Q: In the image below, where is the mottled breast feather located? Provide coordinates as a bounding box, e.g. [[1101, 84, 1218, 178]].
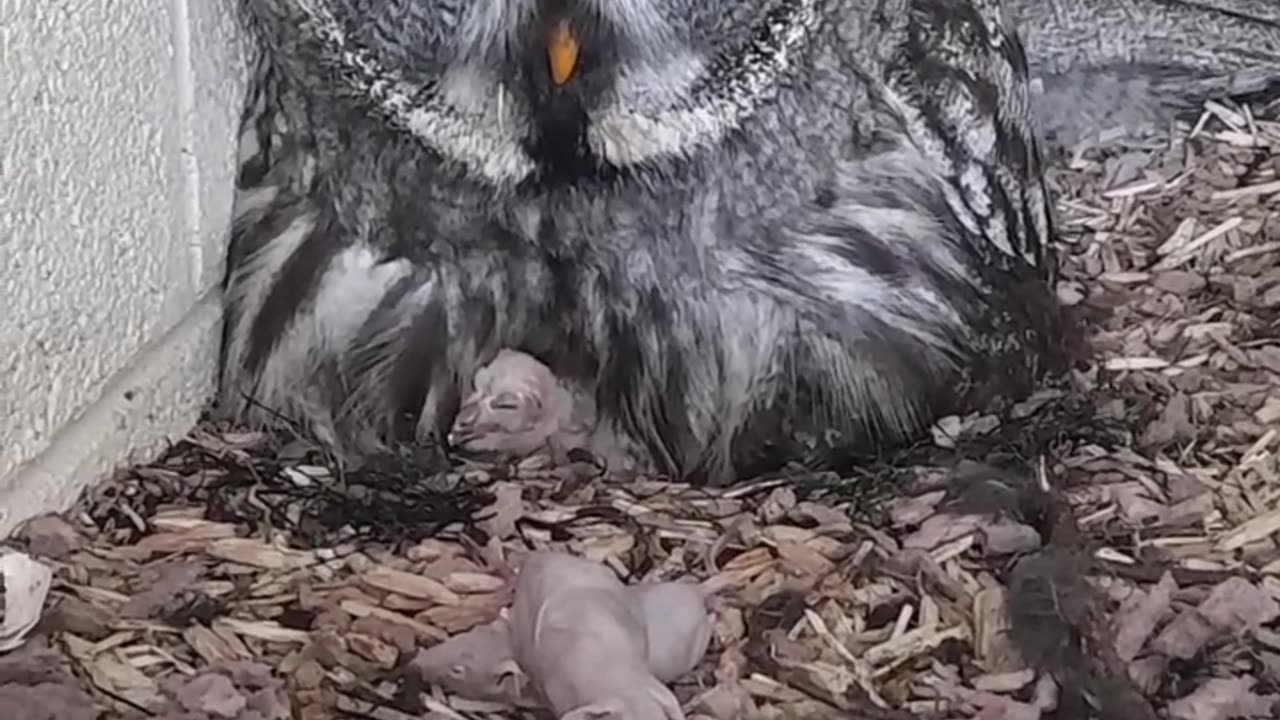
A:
[[879, 0, 1055, 276], [211, 0, 1280, 482]]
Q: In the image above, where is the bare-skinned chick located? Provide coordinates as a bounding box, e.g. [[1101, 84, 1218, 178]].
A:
[[630, 581, 713, 683], [408, 574, 711, 708], [406, 616, 527, 704], [508, 552, 687, 719]]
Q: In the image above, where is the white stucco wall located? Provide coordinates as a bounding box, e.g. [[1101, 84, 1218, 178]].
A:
[[0, 0, 249, 537]]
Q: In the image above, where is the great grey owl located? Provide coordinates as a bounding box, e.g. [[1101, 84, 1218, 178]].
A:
[[219, 0, 1279, 483]]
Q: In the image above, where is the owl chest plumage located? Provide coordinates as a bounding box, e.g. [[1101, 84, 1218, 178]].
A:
[[223, 0, 1065, 481]]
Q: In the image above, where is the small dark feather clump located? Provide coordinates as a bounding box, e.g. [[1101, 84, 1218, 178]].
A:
[[998, 475, 1160, 720]]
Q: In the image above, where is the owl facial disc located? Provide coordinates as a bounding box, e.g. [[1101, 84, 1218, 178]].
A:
[[547, 20, 580, 86]]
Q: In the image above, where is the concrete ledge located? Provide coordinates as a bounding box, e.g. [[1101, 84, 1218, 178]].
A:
[[0, 293, 224, 539]]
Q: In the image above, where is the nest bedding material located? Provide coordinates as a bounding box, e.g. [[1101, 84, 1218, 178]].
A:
[[2, 100, 1280, 720]]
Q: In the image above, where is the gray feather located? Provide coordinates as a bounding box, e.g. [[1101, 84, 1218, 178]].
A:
[[1006, 0, 1280, 142], [216, 0, 1276, 483]]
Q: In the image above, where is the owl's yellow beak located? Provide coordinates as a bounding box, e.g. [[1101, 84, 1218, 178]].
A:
[[547, 20, 580, 86]]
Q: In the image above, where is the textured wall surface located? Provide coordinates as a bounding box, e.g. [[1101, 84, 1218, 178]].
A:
[[0, 0, 249, 537]]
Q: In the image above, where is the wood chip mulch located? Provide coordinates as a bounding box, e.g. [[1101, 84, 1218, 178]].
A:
[[2, 99, 1279, 720]]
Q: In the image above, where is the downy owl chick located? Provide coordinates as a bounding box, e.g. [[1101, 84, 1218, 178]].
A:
[[448, 348, 578, 461], [448, 349, 651, 474], [221, 0, 1070, 483]]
